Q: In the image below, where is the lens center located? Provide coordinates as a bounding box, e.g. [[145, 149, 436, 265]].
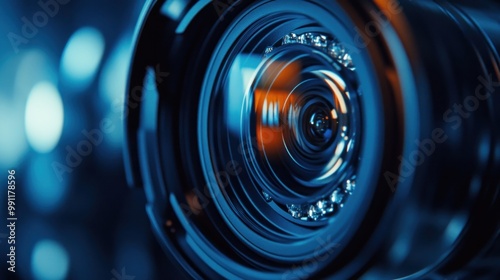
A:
[[309, 110, 332, 139]]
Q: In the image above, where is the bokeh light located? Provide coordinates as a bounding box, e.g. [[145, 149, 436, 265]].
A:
[[25, 81, 64, 153], [98, 34, 133, 149], [99, 34, 131, 107], [31, 240, 70, 280], [60, 27, 105, 91]]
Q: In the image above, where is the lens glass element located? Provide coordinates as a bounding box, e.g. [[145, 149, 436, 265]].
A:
[[202, 27, 361, 223]]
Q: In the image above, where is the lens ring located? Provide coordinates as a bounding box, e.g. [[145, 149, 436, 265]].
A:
[[200, 5, 369, 254], [193, 0, 388, 277]]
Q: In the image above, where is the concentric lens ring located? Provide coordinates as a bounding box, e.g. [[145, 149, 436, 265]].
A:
[[202, 26, 361, 237], [192, 1, 387, 277]]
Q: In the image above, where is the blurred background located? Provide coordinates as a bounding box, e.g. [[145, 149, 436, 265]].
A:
[[0, 0, 173, 279]]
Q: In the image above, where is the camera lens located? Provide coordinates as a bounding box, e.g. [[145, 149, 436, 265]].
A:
[[126, 0, 500, 279], [204, 30, 361, 222]]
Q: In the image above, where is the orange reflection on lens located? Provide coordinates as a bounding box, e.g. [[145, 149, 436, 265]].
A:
[[253, 60, 302, 157]]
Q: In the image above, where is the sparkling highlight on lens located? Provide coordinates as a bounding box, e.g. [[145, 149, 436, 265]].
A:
[[283, 32, 355, 70], [285, 177, 354, 221]]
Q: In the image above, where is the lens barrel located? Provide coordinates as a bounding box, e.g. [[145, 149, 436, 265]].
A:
[[125, 0, 500, 279]]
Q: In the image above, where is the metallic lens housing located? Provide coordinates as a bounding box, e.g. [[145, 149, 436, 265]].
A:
[[125, 0, 500, 279]]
